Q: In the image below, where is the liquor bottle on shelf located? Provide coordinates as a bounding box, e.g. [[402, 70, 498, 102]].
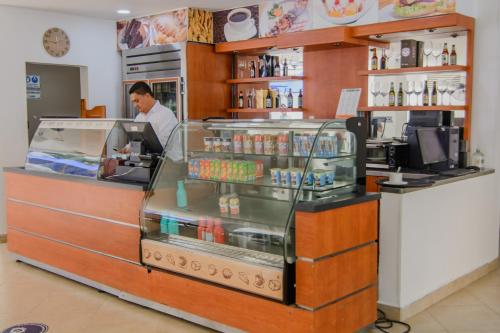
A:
[[274, 57, 281, 77], [283, 58, 289, 76], [287, 89, 293, 108], [389, 82, 396, 106], [275, 89, 281, 108], [250, 61, 256, 78], [247, 90, 253, 108], [259, 56, 267, 77], [371, 48, 378, 70], [266, 55, 273, 77], [265, 90, 273, 108], [450, 45, 457, 65], [380, 49, 387, 70], [238, 91, 244, 109], [298, 89, 303, 108], [397, 82, 404, 106], [423, 80, 430, 106], [442, 43, 449, 66], [431, 81, 438, 106]]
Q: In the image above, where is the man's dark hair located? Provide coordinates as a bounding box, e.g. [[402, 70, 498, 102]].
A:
[[129, 81, 153, 96]]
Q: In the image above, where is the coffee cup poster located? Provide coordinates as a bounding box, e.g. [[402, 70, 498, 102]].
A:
[[213, 6, 259, 43], [378, 0, 456, 22]]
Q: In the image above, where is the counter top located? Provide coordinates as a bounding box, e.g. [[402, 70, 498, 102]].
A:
[[296, 192, 381, 212], [368, 168, 495, 194], [3, 167, 147, 191]]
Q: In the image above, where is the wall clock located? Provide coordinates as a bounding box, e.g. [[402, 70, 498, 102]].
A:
[[43, 28, 70, 57]]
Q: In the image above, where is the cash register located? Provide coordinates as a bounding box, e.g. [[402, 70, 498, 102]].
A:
[[113, 121, 164, 183]]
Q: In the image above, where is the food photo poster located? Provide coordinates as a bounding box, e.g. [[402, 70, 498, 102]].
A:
[[312, 0, 378, 29], [378, 0, 456, 22], [259, 0, 312, 37], [213, 6, 259, 43]]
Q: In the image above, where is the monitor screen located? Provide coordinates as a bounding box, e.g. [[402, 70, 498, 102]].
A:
[[120, 121, 163, 154], [417, 128, 447, 165]]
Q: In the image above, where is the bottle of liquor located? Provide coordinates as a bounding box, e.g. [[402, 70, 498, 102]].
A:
[[274, 57, 281, 77], [265, 90, 273, 108], [450, 45, 457, 65], [287, 89, 293, 108], [389, 82, 396, 106], [259, 56, 267, 77], [371, 48, 378, 70], [283, 58, 288, 76], [238, 91, 244, 109], [423, 80, 429, 106], [380, 49, 387, 70], [275, 89, 280, 108], [247, 90, 253, 108], [250, 61, 256, 78], [397, 82, 404, 106], [431, 81, 438, 106], [298, 89, 303, 108], [266, 55, 273, 77], [442, 43, 449, 66]]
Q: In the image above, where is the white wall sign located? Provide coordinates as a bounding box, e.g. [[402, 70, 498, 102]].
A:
[[26, 75, 41, 99]]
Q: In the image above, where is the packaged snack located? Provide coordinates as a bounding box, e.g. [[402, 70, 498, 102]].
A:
[[270, 168, 281, 185], [222, 138, 232, 152], [255, 160, 264, 178], [248, 161, 256, 181], [264, 135, 275, 155], [229, 196, 240, 215], [219, 195, 229, 214], [305, 171, 315, 186], [254, 135, 264, 154], [243, 135, 253, 154], [213, 137, 222, 152], [233, 134, 243, 154], [291, 168, 303, 187], [280, 169, 291, 187], [313, 169, 327, 188], [326, 170, 335, 185], [204, 137, 213, 152]]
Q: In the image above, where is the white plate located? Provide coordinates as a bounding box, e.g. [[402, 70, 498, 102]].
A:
[[383, 180, 408, 186], [224, 22, 257, 42]]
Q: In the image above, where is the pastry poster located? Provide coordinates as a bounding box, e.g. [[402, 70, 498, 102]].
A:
[[213, 6, 259, 43], [312, 0, 378, 29], [259, 0, 312, 37], [378, 0, 456, 22], [117, 18, 150, 50], [188, 8, 214, 44]]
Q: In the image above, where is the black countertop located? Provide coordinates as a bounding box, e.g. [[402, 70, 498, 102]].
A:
[[296, 192, 381, 212]]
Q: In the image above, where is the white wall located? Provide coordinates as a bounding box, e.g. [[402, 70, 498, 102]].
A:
[[0, 5, 122, 234]]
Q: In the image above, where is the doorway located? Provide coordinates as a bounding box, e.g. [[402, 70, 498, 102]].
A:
[[25, 63, 84, 143]]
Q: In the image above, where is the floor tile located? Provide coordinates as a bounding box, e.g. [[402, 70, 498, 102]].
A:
[[434, 289, 483, 307], [428, 304, 500, 331]]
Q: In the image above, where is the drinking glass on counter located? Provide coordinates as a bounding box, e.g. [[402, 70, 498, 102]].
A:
[[437, 80, 448, 105], [370, 82, 380, 106], [432, 43, 442, 66], [423, 42, 433, 67], [404, 81, 414, 106], [379, 82, 389, 106], [413, 81, 423, 106], [447, 81, 458, 105]]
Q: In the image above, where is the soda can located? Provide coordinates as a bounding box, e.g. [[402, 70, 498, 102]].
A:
[[270, 168, 281, 185], [280, 169, 291, 187], [243, 135, 253, 154], [233, 134, 243, 154], [254, 135, 264, 154]]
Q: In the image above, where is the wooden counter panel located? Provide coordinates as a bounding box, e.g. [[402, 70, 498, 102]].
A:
[[296, 201, 378, 258], [7, 229, 149, 298], [5, 172, 144, 226], [7, 201, 140, 262], [296, 243, 378, 308], [314, 286, 377, 333], [366, 175, 383, 192]]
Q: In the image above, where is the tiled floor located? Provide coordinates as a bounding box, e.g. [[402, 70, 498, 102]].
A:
[[0, 244, 499, 333]]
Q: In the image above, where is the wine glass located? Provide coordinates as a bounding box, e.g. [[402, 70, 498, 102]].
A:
[[237, 59, 247, 78], [432, 43, 442, 66], [384, 48, 393, 69], [404, 81, 414, 106], [381, 82, 391, 106], [446, 81, 458, 105], [437, 80, 448, 105], [414, 81, 423, 106], [423, 42, 433, 67], [370, 81, 381, 107], [392, 46, 402, 69]]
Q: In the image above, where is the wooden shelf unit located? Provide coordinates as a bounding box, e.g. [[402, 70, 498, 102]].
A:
[[227, 76, 304, 84], [228, 108, 304, 113], [358, 105, 468, 112], [357, 65, 468, 76]]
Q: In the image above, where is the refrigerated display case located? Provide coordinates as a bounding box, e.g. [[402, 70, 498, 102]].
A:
[[140, 118, 367, 302]]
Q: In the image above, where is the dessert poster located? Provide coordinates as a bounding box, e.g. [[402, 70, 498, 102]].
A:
[[378, 0, 456, 22], [213, 6, 259, 43], [259, 0, 312, 37], [312, 0, 378, 29], [117, 18, 150, 50], [188, 8, 214, 44]]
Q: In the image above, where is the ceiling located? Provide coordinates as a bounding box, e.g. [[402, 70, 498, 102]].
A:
[[0, 0, 261, 20]]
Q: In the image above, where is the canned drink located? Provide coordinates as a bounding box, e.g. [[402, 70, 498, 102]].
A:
[[248, 161, 256, 181], [277, 133, 289, 156], [255, 160, 264, 178], [222, 138, 232, 152], [203, 137, 213, 152], [264, 135, 275, 155], [293, 134, 301, 156], [280, 169, 291, 187], [270, 168, 281, 185], [254, 135, 264, 154], [233, 134, 243, 154], [243, 135, 253, 154]]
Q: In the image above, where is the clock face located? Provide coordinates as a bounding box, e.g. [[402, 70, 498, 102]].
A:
[[43, 28, 70, 57]]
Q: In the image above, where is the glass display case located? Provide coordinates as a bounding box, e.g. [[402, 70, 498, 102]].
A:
[[140, 118, 366, 302], [25, 118, 162, 183]]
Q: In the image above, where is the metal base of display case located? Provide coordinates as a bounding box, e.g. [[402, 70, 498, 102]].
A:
[[11, 254, 244, 333]]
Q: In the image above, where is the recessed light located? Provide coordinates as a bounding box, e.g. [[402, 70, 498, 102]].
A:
[[117, 9, 131, 15]]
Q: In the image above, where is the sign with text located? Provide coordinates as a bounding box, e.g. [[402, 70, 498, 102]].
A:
[[337, 88, 362, 117], [26, 75, 41, 100]]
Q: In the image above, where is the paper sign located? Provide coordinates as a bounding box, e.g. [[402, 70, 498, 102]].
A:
[[26, 75, 41, 99], [337, 88, 361, 116]]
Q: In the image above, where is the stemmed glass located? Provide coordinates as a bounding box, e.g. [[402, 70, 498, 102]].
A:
[[432, 43, 442, 66], [392, 46, 402, 69], [446, 81, 458, 105], [404, 81, 414, 106], [423, 42, 433, 67], [413, 81, 423, 106], [437, 80, 448, 105], [237, 59, 247, 78], [379, 82, 389, 106], [384, 48, 392, 69], [370, 81, 381, 107]]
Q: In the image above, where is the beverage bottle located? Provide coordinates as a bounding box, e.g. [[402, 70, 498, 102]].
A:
[[283, 58, 288, 76], [238, 91, 244, 109], [423, 80, 429, 106], [247, 90, 253, 108], [389, 82, 396, 106], [450, 44, 457, 65], [380, 49, 387, 70], [274, 56, 281, 77], [298, 89, 303, 108], [265, 90, 273, 108], [213, 219, 225, 244], [371, 48, 378, 70], [275, 90, 281, 108], [397, 82, 404, 106], [197, 217, 206, 240], [287, 89, 293, 108], [442, 43, 449, 66], [168, 217, 179, 235], [205, 218, 214, 242], [250, 61, 256, 78], [431, 81, 438, 106], [176, 180, 187, 208]]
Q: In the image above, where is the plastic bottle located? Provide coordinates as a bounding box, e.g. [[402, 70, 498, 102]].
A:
[[168, 216, 179, 235], [213, 219, 225, 244], [176, 180, 187, 208], [205, 218, 214, 242], [160, 215, 169, 234], [471, 149, 484, 169], [197, 217, 206, 240]]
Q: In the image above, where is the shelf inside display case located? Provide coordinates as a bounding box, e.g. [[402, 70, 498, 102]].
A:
[[357, 65, 468, 76], [227, 76, 304, 84], [358, 105, 467, 112]]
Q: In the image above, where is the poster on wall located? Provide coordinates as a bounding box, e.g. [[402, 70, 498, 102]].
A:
[[312, 0, 378, 29], [188, 8, 214, 43], [26, 75, 41, 100], [378, 0, 456, 22], [117, 18, 150, 50], [259, 0, 312, 37], [213, 6, 259, 43]]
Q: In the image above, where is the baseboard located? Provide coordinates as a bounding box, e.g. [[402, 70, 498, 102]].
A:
[[0, 234, 6, 243], [378, 257, 500, 321]]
